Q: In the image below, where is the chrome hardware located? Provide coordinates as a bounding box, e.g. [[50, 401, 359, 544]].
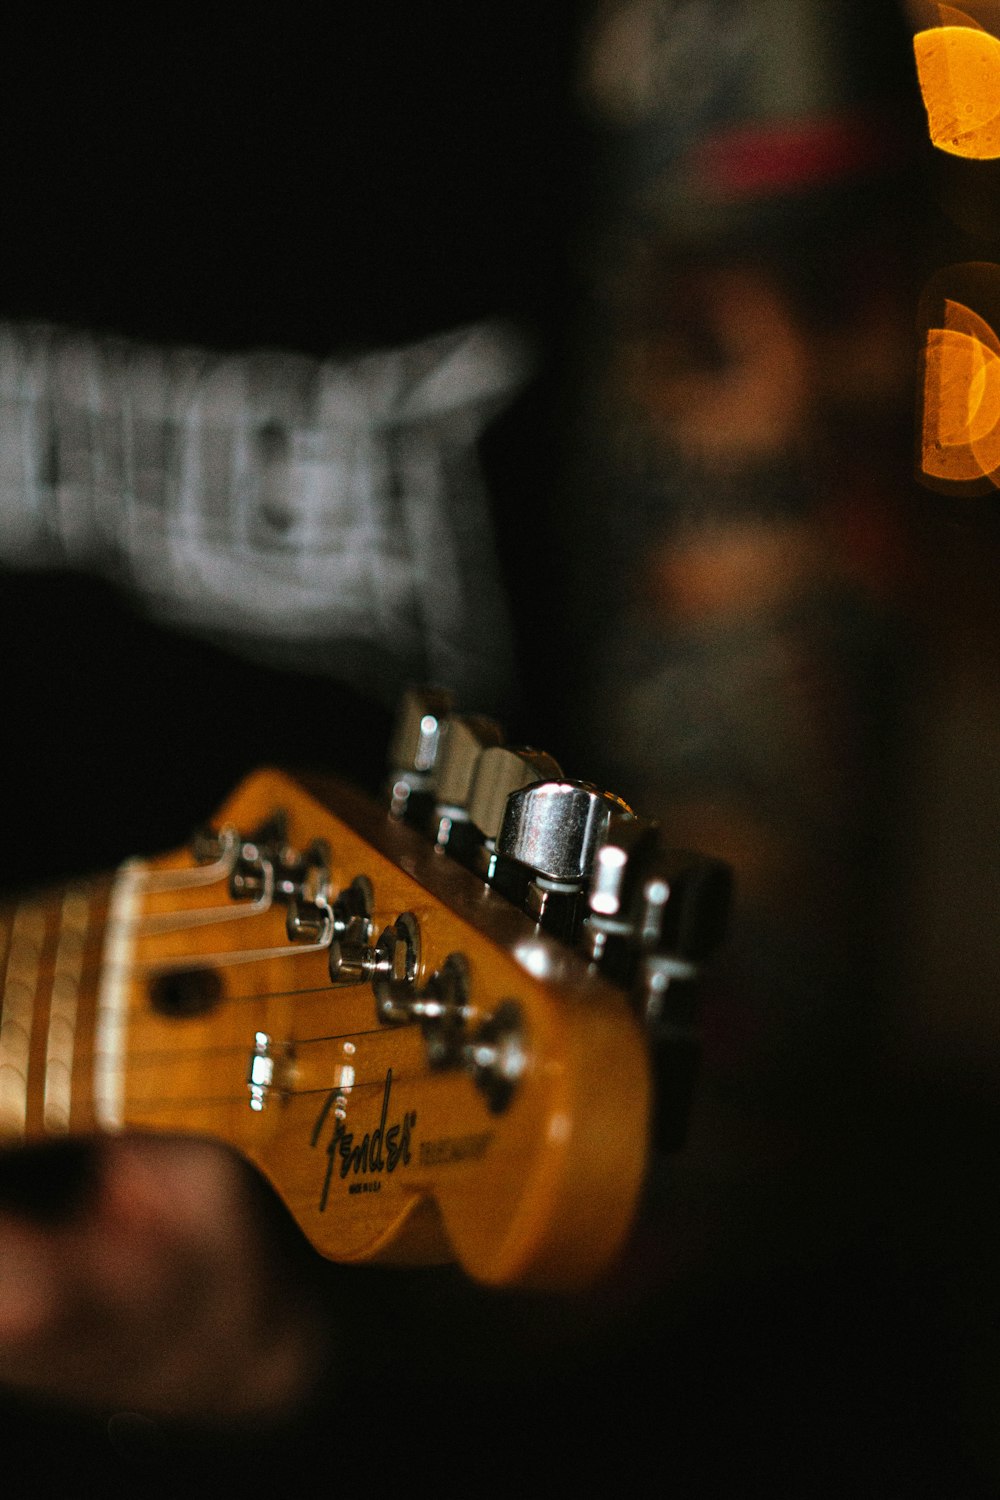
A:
[[384, 949, 522, 1113], [273, 838, 332, 903], [378, 684, 733, 1151], [328, 910, 421, 1005], [331, 875, 374, 940], [229, 842, 271, 902], [230, 831, 329, 906], [406, 951, 472, 1067], [371, 911, 422, 1022], [494, 780, 632, 941], [322, 877, 375, 978], [248, 1031, 275, 1111], [386, 686, 454, 820], [582, 813, 661, 968], [498, 781, 632, 884], [431, 714, 504, 850], [326, 939, 377, 987], [584, 832, 730, 993], [467, 746, 562, 879], [138, 811, 319, 909], [628, 854, 732, 1028], [588, 813, 658, 920], [465, 1001, 526, 1115], [285, 897, 334, 944], [135, 826, 240, 893]]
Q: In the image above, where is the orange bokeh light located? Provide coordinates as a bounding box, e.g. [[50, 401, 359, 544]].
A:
[[920, 298, 1000, 486], [914, 12, 1000, 158]]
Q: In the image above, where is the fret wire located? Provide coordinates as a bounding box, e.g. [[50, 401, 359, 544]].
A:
[[0, 902, 46, 1138], [43, 884, 94, 1132]]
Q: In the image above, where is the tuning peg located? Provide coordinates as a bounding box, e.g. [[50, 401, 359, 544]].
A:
[[495, 781, 633, 941], [632, 851, 733, 976], [583, 830, 732, 1152], [465, 745, 563, 880], [189, 824, 232, 865], [285, 897, 332, 945], [385, 686, 455, 822], [584, 819, 730, 984], [229, 840, 271, 902], [430, 713, 504, 855], [272, 838, 332, 904], [582, 813, 661, 973]]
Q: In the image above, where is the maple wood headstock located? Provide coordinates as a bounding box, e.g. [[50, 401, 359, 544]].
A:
[[0, 693, 730, 1291]]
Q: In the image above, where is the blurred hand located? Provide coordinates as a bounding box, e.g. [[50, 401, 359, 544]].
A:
[[0, 1135, 325, 1423]]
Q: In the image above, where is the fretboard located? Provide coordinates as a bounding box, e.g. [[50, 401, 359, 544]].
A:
[[0, 846, 346, 1157], [0, 875, 113, 1142]]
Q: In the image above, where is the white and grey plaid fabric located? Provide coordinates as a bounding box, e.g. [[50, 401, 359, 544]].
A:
[[0, 320, 529, 705]]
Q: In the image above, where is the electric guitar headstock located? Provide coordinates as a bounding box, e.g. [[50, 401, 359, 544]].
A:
[[0, 689, 731, 1290]]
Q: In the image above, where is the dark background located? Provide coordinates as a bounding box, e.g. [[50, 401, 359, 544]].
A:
[[0, 6, 586, 888]]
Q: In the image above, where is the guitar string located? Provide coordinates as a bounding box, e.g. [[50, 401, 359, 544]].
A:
[[102, 1022, 404, 1066], [111, 1068, 446, 1114], [5, 883, 557, 1133]]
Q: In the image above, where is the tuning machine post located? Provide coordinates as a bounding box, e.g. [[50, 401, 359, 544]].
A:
[[232, 833, 330, 899]]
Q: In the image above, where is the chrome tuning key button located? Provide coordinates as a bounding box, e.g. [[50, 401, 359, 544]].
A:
[[431, 713, 504, 854], [466, 746, 563, 880], [386, 686, 455, 822], [495, 781, 633, 941], [497, 781, 632, 881]]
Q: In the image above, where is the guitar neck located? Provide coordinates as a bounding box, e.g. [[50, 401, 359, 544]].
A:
[[0, 875, 114, 1143]]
